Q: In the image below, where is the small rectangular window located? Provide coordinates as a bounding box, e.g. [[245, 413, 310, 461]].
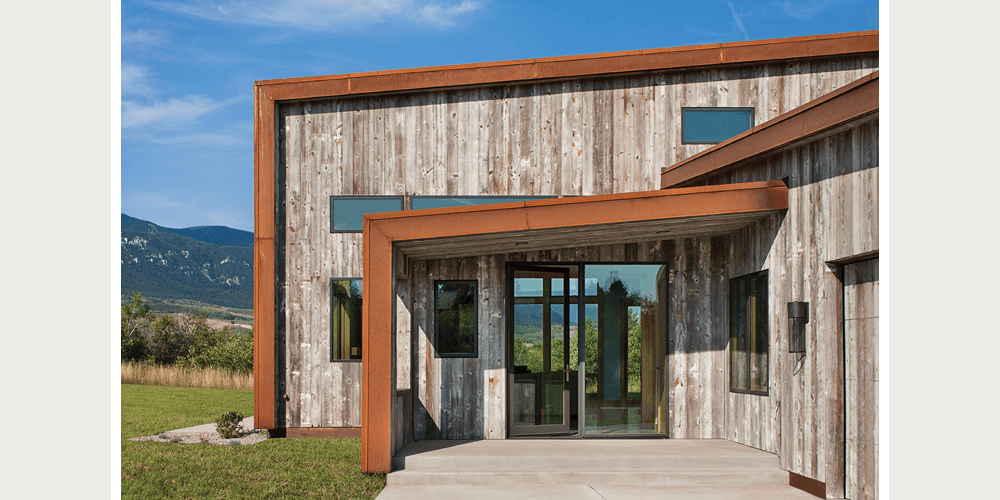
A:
[[682, 107, 755, 144], [412, 196, 557, 211], [330, 196, 404, 232], [435, 281, 477, 357], [730, 270, 768, 394], [330, 278, 362, 361]]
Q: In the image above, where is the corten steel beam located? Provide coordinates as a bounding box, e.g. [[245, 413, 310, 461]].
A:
[[256, 31, 876, 101], [253, 84, 277, 429], [661, 71, 879, 189], [359, 180, 788, 473]]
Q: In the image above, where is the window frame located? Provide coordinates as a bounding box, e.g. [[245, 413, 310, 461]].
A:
[[681, 107, 756, 145], [433, 280, 479, 358], [329, 195, 404, 233], [729, 270, 769, 396], [330, 277, 363, 362]]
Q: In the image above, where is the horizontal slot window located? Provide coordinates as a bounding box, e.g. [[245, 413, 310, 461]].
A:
[[682, 107, 755, 144], [412, 196, 557, 210], [330, 196, 403, 232]]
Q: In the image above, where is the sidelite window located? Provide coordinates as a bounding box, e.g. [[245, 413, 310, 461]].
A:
[[435, 281, 477, 357], [730, 271, 768, 394], [682, 107, 755, 144], [330, 279, 362, 361], [412, 196, 557, 210], [330, 196, 404, 232]]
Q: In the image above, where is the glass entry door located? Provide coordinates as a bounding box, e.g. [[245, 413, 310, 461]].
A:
[[509, 265, 572, 436]]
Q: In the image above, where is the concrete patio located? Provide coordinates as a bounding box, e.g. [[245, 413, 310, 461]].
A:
[[376, 439, 819, 499]]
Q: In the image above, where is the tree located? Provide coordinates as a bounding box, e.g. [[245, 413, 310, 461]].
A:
[[121, 292, 153, 361]]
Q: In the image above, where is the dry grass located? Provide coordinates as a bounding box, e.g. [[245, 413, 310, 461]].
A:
[[121, 362, 253, 391]]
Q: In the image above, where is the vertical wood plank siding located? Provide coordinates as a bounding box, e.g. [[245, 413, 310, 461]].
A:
[[706, 121, 879, 488], [845, 258, 878, 500], [276, 57, 876, 437]]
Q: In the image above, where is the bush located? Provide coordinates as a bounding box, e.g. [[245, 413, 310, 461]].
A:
[[216, 410, 245, 438], [178, 325, 253, 374], [121, 294, 253, 373]]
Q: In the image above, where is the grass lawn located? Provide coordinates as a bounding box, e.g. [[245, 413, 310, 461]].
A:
[[122, 384, 386, 499]]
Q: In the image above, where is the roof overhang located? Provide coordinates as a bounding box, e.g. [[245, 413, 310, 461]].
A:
[[359, 180, 788, 472], [255, 31, 877, 101], [660, 71, 879, 188]]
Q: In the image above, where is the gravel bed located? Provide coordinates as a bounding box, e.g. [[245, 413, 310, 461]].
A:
[[129, 428, 269, 446]]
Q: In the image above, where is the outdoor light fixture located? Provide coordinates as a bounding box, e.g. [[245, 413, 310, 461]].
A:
[[787, 301, 808, 353]]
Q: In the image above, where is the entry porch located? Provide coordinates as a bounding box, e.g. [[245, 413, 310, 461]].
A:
[[377, 439, 820, 499]]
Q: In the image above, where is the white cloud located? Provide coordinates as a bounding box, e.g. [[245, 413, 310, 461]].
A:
[[148, 0, 482, 30], [412, 0, 480, 27], [122, 63, 154, 96], [121, 95, 226, 129], [123, 191, 185, 210], [122, 28, 167, 47], [149, 133, 249, 147], [774, 0, 843, 20], [726, 1, 749, 40]]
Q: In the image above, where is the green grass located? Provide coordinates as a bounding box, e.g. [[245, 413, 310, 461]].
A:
[[122, 385, 386, 499]]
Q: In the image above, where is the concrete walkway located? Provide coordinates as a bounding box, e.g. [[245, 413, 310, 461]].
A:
[[376, 484, 819, 499], [377, 439, 819, 500]]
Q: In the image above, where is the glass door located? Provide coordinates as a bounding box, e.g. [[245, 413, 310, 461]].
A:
[[508, 265, 572, 436]]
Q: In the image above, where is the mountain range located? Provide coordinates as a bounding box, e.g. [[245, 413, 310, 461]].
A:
[[121, 214, 253, 309]]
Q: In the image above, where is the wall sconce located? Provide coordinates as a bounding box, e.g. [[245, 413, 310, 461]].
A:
[[787, 301, 809, 353]]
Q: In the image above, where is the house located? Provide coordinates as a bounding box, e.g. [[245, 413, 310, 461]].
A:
[[253, 30, 879, 499]]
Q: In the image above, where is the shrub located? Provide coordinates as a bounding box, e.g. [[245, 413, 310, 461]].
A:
[[148, 314, 189, 365], [178, 326, 253, 374], [216, 410, 245, 438]]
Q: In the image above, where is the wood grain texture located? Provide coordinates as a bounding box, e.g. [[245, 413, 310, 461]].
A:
[[273, 58, 876, 439], [845, 258, 878, 500], [708, 122, 878, 485]]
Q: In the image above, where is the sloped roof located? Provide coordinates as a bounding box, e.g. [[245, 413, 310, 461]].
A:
[[660, 71, 879, 188], [255, 31, 878, 100]]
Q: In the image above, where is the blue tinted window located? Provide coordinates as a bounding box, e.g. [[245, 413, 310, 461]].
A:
[[412, 196, 556, 210], [330, 197, 403, 232], [682, 108, 754, 144]]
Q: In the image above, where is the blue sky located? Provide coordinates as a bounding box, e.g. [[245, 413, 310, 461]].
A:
[[121, 0, 878, 232]]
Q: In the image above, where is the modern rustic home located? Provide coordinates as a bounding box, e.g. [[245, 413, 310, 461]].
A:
[[253, 31, 879, 499]]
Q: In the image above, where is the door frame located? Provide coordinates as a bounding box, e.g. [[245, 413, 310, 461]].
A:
[[507, 264, 572, 436]]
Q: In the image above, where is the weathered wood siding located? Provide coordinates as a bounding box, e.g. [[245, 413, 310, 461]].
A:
[[708, 119, 879, 491], [407, 241, 743, 440], [665, 237, 729, 439], [275, 56, 876, 429], [845, 258, 878, 500]]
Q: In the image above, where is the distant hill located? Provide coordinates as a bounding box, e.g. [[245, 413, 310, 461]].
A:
[[121, 214, 253, 247], [121, 214, 253, 309]]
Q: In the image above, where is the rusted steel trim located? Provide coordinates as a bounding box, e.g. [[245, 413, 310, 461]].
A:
[[789, 471, 826, 498], [661, 71, 879, 188], [361, 220, 394, 473], [253, 85, 277, 430], [257, 31, 877, 101], [365, 181, 788, 242], [358, 181, 788, 472], [284, 427, 362, 439]]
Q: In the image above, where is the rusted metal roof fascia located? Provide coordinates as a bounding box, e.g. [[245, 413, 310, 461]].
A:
[[660, 72, 879, 188], [254, 31, 877, 101], [370, 181, 787, 242], [365, 180, 786, 222]]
